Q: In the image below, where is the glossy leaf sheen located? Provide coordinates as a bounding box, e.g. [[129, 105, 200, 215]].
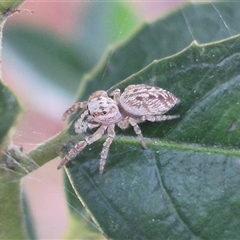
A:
[[67, 141, 240, 239], [64, 2, 240, 239]]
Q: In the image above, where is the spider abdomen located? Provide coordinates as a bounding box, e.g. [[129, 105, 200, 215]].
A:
[[119, 84, 180, 116]]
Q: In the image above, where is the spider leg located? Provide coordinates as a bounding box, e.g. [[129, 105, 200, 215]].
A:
[[128, 117, 147, 149], [57, 125, 108, 170], [128, 114, 179, 148], [117, 114, 179, 150], [117, 118, 130, 129], [99, 124, 115, 174], [109, 89, 121, 104], [142, 114, 180, 122], [57, 141, 88, 170], [62, 101, 88, 121], [117, 117, 147, 148]]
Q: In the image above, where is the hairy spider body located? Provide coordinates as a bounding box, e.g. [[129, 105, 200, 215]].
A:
[[58, 84, 180, 174]]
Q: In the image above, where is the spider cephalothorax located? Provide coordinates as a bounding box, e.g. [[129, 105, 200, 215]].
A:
[[58, 84, 180, 174], [87, 90, 122, 125]]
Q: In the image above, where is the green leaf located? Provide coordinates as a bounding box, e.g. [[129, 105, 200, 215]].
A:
[[0, 84, 23, 238], [0, 181, 24, 239], [66, 141, 240, 239], [0, 0, 25, 61], [19, 2, 240, 239], [63, 35, 240, 240], [0, 1, 23, 13], [0, 145, 40, 239], [58, 2, 240, 239], [0, 82, 24, 238], [0, 2, 28, 239], [0, 82, 21, 146], [22, 190, 37, 240]]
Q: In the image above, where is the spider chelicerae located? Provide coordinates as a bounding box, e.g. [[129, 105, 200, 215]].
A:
[[58, 84, 180, 174]]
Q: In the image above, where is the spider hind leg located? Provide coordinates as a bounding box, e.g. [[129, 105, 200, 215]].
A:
[[128, 117, 147, 149], [57, 141, 87, 170], [145, 114, 180, 122]]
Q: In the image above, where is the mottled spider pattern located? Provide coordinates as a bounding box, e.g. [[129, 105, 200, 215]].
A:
[[58, 84, 180, 174]]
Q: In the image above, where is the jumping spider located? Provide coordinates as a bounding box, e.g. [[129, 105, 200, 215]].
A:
[[58, 84, 180, 174]]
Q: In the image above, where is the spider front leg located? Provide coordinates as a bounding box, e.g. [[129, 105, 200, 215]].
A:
[[62, 101, 88, 121], [99, 124, 115, 174], [57, 125, 108, 170]]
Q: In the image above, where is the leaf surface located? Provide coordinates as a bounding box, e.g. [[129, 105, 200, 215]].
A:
[[62, 2, 240, 239], [67, 141, 240, 239]]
